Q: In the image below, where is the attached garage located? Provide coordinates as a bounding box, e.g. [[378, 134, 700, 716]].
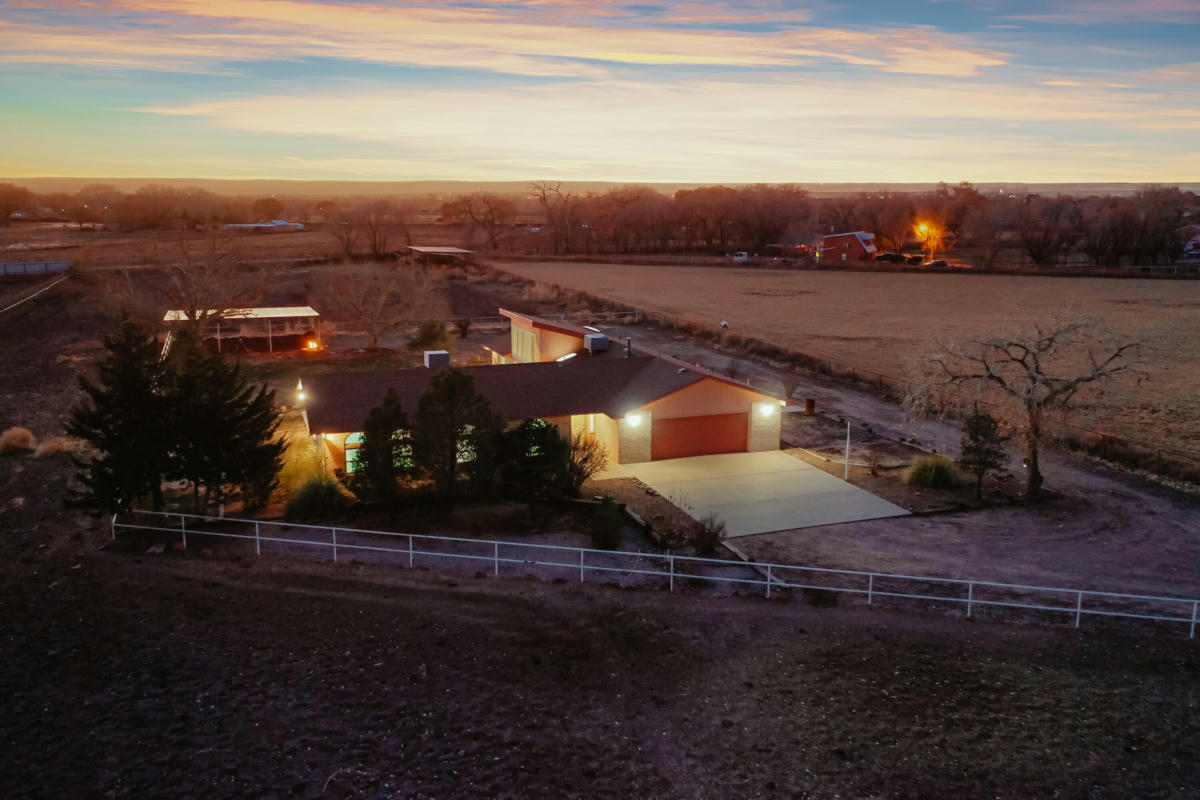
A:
[[651, 412, 748, 460]]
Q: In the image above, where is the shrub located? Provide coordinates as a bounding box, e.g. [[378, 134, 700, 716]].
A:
[[905, 455, 962, 490], [0, 427, 36, 455], [34, 436, 85, 458], [285, 474, 355, 520], [407, 320, 452, 352], [590, 497, 624, 550], [693, 512, 727, 557]]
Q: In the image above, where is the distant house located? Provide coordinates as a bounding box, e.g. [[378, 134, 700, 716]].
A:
[[299, 308, 787, 472], [817, 231, 877, 264], [221, 219, 305, 232], [1180, 225, 1200, 260]]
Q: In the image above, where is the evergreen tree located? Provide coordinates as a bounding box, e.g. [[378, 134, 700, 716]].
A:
[[412, 368, 503, 498], [959, 409, 1009, 501], [67, 320, 173, 514], [169, 340, 285, 512], [494, 418, 569, 503], [355, 389, 411, 505]]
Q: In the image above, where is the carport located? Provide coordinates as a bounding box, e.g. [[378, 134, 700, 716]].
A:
[[600, 451, 908, 537]]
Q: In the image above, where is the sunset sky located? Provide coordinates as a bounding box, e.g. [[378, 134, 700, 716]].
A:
[[1, 0, 1198, 182]]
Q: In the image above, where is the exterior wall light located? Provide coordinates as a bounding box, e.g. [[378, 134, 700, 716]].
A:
[[625, 412, 644, 427], [758, 403, 777, 417]]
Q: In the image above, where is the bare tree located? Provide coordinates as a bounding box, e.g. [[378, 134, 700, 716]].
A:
[[907, 317, 1143, 494], [531, 181, 580, 254], [360, 199, 395, 261], [96, 236, 269, 336], [329, 214, 360, 263], [314, 265, 445, 350], [565, 432, 609, 497], [0, 183, 35, 226], [441, 192, 517, 250]]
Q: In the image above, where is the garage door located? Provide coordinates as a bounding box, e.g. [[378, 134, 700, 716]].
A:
[[651, 412, 748, 461]]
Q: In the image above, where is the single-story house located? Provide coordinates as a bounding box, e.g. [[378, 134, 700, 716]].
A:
[[816, 231, 877, 264], [300, 309, 786, 472]]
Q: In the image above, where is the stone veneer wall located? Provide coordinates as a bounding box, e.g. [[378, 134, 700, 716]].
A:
[[617, 411, 652, 463], [747, 403, 781, 452]]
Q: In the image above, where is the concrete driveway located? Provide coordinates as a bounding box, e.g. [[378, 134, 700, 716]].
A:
[[599, 451, 909, 537]]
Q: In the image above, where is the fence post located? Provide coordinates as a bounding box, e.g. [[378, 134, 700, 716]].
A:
[[255, 521, 261, 556], [332, 529, 338, 562], [765, 565, 772, 599], [180, 514, 187, 549], [1191, 601, 1198, 640], [668, 556, 674, 592], [579, 550, 585, 583], [493, 541, 499, 576], [110, 513, 117, 541], [867, 574, 874, 605], [408, 535, 414, 568], [1075, 591, 1083, 628], [967, 582, 974, 618]]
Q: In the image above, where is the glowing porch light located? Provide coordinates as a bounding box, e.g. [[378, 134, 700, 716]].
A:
[[306, 339, 320, 351], [758, 403, 777, 417], [625, 412, 644, 427]]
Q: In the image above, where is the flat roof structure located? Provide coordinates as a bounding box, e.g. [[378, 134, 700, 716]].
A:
[[163, 306, 319, 322], [407, 246, 474, 255]]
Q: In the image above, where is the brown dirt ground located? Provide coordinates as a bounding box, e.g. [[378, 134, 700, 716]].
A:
[[781, 412, 1026, 513], [493, 261, 1200, 460], [2, 548, 1199, 800]]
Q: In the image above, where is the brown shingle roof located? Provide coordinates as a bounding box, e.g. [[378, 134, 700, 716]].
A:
[[300, 356, 703, 434]]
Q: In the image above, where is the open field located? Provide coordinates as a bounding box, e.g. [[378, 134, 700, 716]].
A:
[[494, 261, 1200, 459], [0, 223, 468, 269], [2, 549, 1199, 800]]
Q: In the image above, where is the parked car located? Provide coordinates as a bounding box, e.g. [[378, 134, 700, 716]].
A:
[[874, 253, 905, 263], [906, 255, 923, 265], [732, 251, 749, 262], [922, 259, 948, 268]]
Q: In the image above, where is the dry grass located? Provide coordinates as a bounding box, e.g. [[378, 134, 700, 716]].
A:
[[496, 261, 1200, 459], [0, 427, 36, 454], [33, 436, 85, 458]]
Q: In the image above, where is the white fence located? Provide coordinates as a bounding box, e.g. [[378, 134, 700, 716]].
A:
[[113, 510, 1200, 639], [1, 260, 70, 276]]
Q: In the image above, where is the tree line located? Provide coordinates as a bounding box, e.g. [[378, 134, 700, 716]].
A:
[[3, 179, 1195, 266]]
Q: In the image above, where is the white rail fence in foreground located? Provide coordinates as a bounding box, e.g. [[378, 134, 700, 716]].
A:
[[113, 510, 1199, 639]]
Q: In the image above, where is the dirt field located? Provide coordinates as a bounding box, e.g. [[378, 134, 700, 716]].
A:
[[3, 548, 1199, 800], [493, 261, 1200, 459]]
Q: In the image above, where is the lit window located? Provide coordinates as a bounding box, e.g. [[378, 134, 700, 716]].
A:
[[345, 432, 364, 473]]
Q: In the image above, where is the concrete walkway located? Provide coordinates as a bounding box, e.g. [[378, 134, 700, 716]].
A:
[[599, 451, 909, 537]]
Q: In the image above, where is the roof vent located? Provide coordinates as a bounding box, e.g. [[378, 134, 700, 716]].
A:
[[423, 350, 450, 369], [584, 333, 609, 353]]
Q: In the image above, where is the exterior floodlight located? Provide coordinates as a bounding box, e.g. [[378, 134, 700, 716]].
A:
[[296, 390, 307, 402], [758, 403, 777, 417], [625, 412, 644, 427]]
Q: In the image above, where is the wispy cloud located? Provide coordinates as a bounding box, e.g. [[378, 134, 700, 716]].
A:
[[0, 1, 1010, 77], [129, 75, 1200, 181], [1007, 0, 1200, 24]]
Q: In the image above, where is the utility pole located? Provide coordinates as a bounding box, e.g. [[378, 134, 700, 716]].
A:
[[844, 420, 851, 480]]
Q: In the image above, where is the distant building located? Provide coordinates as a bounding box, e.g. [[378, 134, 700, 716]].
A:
[[816, 231, 877, 264], [221, 219, 305, 232]]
